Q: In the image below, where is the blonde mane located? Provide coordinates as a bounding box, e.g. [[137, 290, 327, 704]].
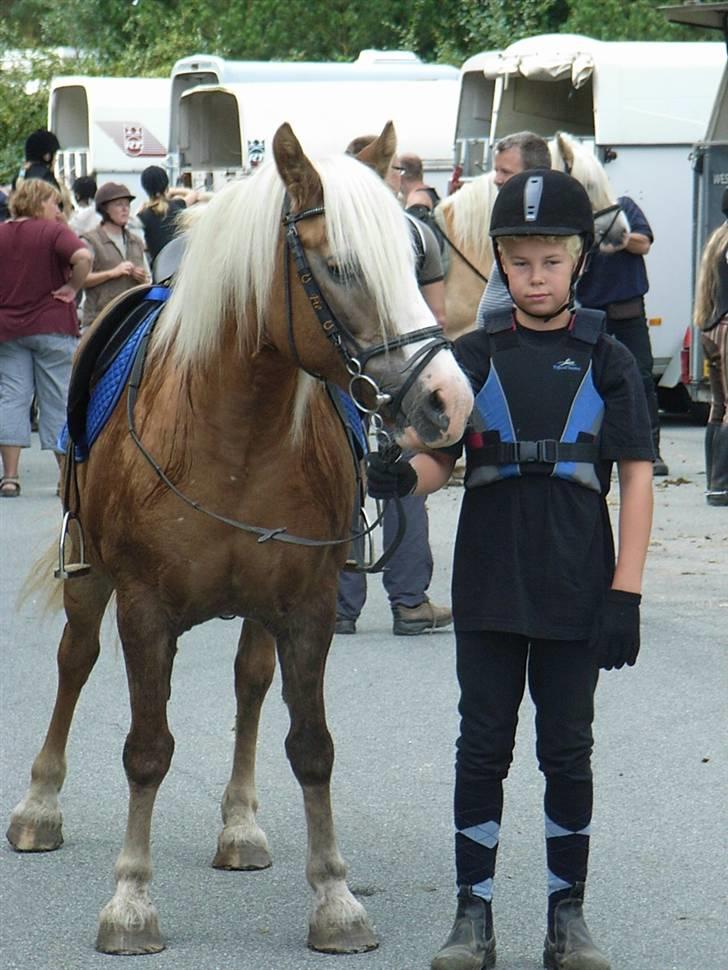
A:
[[549, 131, 615, 212], [434, 171, 497, 267], [694, 221, 728, 330], [151, 154, 415, 370]]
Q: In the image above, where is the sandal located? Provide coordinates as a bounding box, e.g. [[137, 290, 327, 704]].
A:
[[0, 476, 21, 497]]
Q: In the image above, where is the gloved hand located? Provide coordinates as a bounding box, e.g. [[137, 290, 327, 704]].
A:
[[588, 589, 641, 670], [365, 452, 418, 500]]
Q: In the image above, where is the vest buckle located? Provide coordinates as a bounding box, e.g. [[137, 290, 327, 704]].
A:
[[538, 439, 559, 463]]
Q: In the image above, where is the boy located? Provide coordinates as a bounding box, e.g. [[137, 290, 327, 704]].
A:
[[367, 170, 654, 970]]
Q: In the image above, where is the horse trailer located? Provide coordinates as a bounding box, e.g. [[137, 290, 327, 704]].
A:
[[453, 34, 724, 403], [48, 76, 170, 201], [168, 50, 459, 188], [176, 75, 459, 197], [662, 3, 728, 412]]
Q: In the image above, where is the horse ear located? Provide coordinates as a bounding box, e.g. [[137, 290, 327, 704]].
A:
[[273, 123, 323, 211], [557, 131, 574, 170], [355, 121, 397, 181]]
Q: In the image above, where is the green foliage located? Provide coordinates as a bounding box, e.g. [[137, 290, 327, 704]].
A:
[[0, 0, 717, 184]]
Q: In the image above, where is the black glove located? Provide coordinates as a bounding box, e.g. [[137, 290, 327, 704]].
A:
[[588, 589, 641, 670], [365, 452, 417, 499]]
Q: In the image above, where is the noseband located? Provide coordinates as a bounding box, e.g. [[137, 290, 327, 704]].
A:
[[282, 198, 451, 422]]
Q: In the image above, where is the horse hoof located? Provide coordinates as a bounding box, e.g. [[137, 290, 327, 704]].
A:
[[212, 826, 272, 870], [6, 816, 64, 852], [95, 926, 165, 955], [308, 918, 378, 954], [96, 913, 164, 955]]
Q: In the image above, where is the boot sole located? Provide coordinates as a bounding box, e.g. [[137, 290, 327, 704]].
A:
[[431, 939, 496, 970]]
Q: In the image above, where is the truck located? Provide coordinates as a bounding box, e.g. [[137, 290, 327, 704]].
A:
[[662, 3, 728, 415], [48, 76, 170, 201], [453, 33, 724, 411], [168, 50, 459, 193]]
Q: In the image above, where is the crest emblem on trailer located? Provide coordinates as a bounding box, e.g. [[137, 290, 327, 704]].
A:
[[123, 124, 145, 157], [247, 139, 266, 168]]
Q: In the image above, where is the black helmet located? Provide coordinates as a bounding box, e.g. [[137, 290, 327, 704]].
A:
[[25, 129, 61, 162], [141, 165, 169, 197], [490, 169, 594, 244]]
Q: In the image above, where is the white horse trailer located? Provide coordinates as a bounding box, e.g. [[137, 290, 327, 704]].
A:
[[169, 50, 458, 184], [662, 3, 728, 412], [454, 34, 724, 394], [48, 76, 170, 200], [177, 75, 459, 197]]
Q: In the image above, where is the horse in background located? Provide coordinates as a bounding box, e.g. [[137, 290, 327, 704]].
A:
[[549, 131, 631, 251], [6, 122, 473, 958], [435, 132, 629, 340], [432, 170, 498, 340]]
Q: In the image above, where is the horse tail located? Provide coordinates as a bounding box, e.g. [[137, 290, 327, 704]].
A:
[[17, 542, 64, 615]]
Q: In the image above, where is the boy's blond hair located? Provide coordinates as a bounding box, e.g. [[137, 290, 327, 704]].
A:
[[496, 234, 583, 264]]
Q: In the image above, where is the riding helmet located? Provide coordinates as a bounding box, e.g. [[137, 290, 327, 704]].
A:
[[95, 181, 135, 216], [141, 165, 169, 197], [490, 169, 594, 245], [25, 129, 61, 162]]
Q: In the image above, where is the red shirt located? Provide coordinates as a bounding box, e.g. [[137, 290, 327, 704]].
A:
[[0, 219, 84, 342]]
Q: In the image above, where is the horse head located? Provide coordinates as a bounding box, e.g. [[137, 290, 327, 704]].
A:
[[272, 122, 473, 450], [550, 131, 630, 252]]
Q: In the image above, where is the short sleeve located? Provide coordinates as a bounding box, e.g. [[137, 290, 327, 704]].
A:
[[595, 335, 655, 460], [53, 223, 86, 264], [417, 219, 444, 285]]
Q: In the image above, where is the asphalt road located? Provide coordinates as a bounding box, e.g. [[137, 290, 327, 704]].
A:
[[1, 418, 726, 970]]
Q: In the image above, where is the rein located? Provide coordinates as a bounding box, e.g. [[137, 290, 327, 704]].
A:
[[121, 197, 452, 573], [591, 203, 624, 253], [432, 208, 489, 285]]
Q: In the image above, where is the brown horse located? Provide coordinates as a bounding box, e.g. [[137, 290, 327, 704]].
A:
[[6, 123, 473, 956]]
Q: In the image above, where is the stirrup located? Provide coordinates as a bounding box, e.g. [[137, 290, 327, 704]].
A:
[[54, 511, 91, 579]]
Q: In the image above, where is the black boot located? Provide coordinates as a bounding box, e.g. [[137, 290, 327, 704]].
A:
[[652, 429, 669, 477], [431, 887, 496, 970], [706, 423, 728, 506], [543, 883, 610, 970]]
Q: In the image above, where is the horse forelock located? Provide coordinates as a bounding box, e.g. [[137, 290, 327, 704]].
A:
[[151, 155, 414, 369], [549, 132, 614, 212], [436, 173, 496, 267]]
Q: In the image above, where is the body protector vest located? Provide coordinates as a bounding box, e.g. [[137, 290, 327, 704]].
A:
[[465, 308, 606, 492]]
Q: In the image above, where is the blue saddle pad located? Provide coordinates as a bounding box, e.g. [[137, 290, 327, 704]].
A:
[[330, 386, 368, 457], [58, 288, 170, 461]]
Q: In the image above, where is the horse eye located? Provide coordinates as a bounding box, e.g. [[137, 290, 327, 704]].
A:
[[326, 261, 346, 282]]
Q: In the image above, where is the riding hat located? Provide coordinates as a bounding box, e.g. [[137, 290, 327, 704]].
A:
[[490, 169, 594, 244], [141, 165, 169, 197], [25, 129, 61, 162], [95, 181, 135, 215]]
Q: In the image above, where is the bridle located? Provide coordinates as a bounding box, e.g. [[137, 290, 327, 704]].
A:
[[281, 197, 451, 423], [591, 203, 624, 253], [115, 196, 454, 570]]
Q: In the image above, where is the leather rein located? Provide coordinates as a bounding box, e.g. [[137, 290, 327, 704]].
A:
[[123, 198, 452, 571]]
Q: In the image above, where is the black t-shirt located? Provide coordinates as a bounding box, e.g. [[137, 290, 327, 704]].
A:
[[138, 198, 186, 263], [446, 323, 654, 640]]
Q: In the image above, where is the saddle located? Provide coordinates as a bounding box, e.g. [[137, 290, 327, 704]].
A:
[[62, 284, 171, 459]]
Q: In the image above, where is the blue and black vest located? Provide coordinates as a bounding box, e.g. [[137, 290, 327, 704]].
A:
[[465, 308, 606, 493]]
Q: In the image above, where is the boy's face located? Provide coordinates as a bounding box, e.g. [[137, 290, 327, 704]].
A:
[[499, 238, 576, 328]]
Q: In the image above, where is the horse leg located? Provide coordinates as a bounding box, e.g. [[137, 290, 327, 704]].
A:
[[95, 595, 175, 955], [213, 618, 276, 870], [276, 617, 377, 954], [7, 570, 113, 851]]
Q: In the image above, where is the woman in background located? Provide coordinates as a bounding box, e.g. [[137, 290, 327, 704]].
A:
[[693, 190, 728, 507], [137, 165, 198, 269], [0, 179, 91, 496]]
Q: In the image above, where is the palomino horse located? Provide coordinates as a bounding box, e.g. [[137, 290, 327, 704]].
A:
[[433, 170, 498, 340], [6, 123, 473, 956], [435, 132, 630, 341], [549, 131, 631, 252]]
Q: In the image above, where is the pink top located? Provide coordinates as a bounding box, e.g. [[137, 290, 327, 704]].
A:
[[0, 219, 84, 341]]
